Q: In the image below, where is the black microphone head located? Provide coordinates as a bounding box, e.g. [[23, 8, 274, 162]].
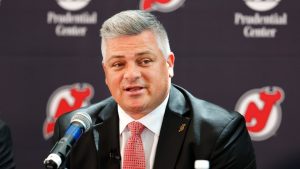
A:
[[70, 112, 92, 132]]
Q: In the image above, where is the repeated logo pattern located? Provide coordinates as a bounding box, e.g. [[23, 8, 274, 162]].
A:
[[43, 83, 94, 139], [140, 0, 185, 12], [235, 87, 285, 141]]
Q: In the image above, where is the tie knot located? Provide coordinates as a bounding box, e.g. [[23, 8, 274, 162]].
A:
[[128, 121, 145, 136]]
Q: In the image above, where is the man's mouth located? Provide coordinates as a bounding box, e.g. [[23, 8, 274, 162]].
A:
[[125, 86, 144, 92]]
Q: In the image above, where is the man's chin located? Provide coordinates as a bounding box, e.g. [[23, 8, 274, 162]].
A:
[[121, 103, 148, 113]]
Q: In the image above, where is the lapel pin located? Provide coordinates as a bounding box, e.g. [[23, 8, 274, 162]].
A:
[[178, 123, 186, 133]]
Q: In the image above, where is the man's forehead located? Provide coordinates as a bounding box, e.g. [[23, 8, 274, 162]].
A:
[[102, 30, 166, 62]]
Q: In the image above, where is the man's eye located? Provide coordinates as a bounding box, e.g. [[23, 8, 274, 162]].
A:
[[112, 62, 124, 68], [140, 59, 152, 65]]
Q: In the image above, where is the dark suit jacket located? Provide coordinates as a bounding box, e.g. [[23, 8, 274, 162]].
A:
[[53, 85, 256, 169], [0, 120, 15, 169]]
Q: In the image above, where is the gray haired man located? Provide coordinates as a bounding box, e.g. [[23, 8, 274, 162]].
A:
[[53, 10, 256, 169]]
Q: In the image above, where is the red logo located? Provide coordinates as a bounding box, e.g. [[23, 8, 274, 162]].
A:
[[235, 86, 284, 141], [43, 83, 94, 139], [140, 0, 186, 12]]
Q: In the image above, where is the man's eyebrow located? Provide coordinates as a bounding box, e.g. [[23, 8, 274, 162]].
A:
[[105, 55, 125, 62], [105, 51, 153, 62], [135, 51, 152, 56]]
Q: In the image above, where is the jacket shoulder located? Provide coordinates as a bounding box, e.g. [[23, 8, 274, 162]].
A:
[[191, 97, 242, 126], [53, 97, 115, 141], [173, 84, 242, 124]]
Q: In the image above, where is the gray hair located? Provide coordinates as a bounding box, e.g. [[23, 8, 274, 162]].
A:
[[100, 10, 171, 60]]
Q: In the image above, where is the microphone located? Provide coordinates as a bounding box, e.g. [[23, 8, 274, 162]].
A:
[[43, 112, 92, 169]]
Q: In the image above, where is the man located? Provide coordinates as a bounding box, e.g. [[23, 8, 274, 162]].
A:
[[53, 10, 256, 169], [0, 120, 15, 169]]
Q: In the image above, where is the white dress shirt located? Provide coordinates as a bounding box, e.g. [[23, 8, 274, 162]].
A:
[[118, 94, 169, 169]]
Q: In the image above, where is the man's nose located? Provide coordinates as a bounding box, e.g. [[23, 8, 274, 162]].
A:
[[123, 64, 141, 81]]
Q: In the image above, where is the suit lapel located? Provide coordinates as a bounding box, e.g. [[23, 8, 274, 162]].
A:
[[95, 101, 121, 169], [153, 86, 191, 169]]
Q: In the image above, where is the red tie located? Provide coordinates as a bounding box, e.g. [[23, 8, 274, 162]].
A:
[[123, 121, 146, 169]]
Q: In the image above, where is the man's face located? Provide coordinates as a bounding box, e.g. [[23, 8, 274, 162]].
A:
[[102, 30, 175, 119]]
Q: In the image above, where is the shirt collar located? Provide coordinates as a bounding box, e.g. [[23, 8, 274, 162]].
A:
[[118, 93, 169, 135]]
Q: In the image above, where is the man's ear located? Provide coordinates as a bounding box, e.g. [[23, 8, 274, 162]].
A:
[[167, 52, 175, 78]]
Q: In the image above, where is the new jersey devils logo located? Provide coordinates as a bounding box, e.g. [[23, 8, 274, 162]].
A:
[[244, 0, 281, 12], [43, 83, 94, 139], [140, 0, 185, 12], [56, 0, 92, 11], [235, 86, 284, 141]]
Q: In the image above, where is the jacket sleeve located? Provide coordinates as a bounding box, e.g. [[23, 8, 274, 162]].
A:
[[0, 121, 15, 169], [210, 114, 256, 169]]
